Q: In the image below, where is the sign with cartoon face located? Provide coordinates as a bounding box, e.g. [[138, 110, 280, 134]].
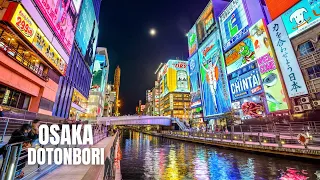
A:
[[225, 36, 256, 74], [281, 0, 320, 38]]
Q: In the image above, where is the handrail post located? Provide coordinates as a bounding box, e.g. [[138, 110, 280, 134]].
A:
[[4, 145, 21, 180], [258, 133, 262, 145], [1, 118, 9, 143], [242, 133, 245, 144], [0, 145, 12, 180]]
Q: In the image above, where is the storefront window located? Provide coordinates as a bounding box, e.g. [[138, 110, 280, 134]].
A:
[[0, 84, 31, 110]]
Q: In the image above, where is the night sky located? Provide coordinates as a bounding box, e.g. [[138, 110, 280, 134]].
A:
[[97, 0, 209, 114]]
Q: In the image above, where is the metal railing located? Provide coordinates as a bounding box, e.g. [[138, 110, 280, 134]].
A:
[[162, 121, 320, 148], [0, 118, 109, 180], [104, 131, 119, 180]]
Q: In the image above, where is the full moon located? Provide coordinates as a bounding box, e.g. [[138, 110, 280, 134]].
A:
[[149, 28, 156, 36]]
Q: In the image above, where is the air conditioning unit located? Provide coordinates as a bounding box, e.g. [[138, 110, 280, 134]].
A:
[[300, 97, 310, 104], [294, 105, 303, 113], [313, 100, 320, 107], [302, 104, 313, 111]]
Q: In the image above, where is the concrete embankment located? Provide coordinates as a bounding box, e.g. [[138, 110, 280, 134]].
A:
[[142, 131, 320, 160]]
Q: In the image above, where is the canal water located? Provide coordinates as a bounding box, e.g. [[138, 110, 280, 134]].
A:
[[119, 130, 320, 180]]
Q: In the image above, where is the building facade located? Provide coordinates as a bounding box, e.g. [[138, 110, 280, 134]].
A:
[[53, 0, 101, 119], [0, 1, 71, 117], [158, 60, 191, 121]]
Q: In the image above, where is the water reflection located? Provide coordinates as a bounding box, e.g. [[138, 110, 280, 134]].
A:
[[120, 131, 320, 180]]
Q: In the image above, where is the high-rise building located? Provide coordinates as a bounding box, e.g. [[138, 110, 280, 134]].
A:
[[104, 84, 115, 117], [114, 66, 121, 115], [158, 60, 191, 121]]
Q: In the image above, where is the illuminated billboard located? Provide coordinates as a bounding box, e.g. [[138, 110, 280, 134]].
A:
[[232, 95, 266, 120], [33, 0, 78, 54], [198, 30, 231, 117], [268, 17, 308, 98], [281, 0, 320, 39], [249, 19, 288, 112], [187, 25, 198, 57], [265, 0, 299, 20], [75, 0, 99, 67], [229, 62, 263, 101], [196, 2, 215, 44], [225, 36, 256, 74], [91, 54, 106, 93], [188, 53, 202, 108], [219, 0, 249, 51], [6, 3, 67, 75], [160, 60, 190, 97]]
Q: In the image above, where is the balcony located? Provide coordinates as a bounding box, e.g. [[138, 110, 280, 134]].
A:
[[297, 49, 320, 69], [0, 26, 49, 81]]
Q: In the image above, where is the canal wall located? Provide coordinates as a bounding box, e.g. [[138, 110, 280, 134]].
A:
[[141, 131, 320, 160]]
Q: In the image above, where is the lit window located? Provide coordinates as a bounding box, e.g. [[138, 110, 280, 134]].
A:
[[298, 41, 315, 56], [307, 64, 320, 80]]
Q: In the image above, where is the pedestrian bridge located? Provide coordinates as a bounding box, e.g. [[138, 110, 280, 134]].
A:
[[97, 116, 173, 126]]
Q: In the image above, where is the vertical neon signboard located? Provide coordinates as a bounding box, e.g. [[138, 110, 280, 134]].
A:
[[268, 17, 308, 97], [198, 31, 231, 116]]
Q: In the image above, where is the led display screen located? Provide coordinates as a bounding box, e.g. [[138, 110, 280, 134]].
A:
[[75, 0, 99, 67], [33, 0, 78, 54], [225, 36, 256, 74], [219, 0, 249, 51], [281, 0, 320, 38], [91, 54, 106, 93], [249, 19, 288, 112], [198, 30, 231, 117], [188, 53, 202, 108], [188, 25, 198, 57], [268, 17, 308, 98], [196, 2, 215, 44]]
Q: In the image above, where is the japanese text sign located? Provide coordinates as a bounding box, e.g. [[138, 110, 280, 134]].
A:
[[268, 17, 308, 97]]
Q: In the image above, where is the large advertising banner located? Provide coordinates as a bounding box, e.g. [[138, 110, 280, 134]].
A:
[[33, 0, 78, 54], [249, 19, 288, 112], [268, 17, 308, 98], [198, 31, 231, 116], [196, 2, 215, 44], [188, 25, 198, 57], [8, 3, 67, 75], [188, 53, 202, 108], [91, 54, 106, 93], [218, 0, 249, 51], [75, 0, 99, 67], [229, 62, 263, 101], [225, 36, 256, 74], [281, 0, 320, 38]]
